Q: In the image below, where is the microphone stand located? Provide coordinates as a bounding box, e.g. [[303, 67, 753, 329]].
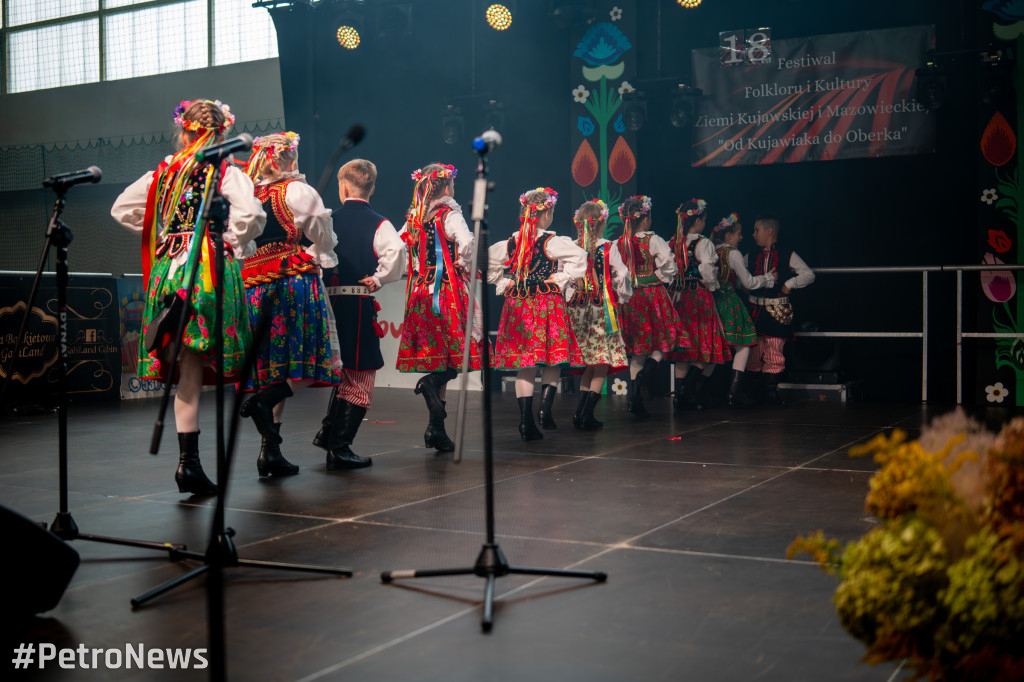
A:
[[0, 183, 186, 556], [129, 160, 353, 682], [380, 140, 607, 632]]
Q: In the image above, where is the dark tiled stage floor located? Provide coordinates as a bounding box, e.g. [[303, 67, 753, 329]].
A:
[[0, 388, 1001, 681]]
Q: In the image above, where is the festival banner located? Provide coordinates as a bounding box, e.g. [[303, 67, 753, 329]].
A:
[[691, 25, 936, 167]]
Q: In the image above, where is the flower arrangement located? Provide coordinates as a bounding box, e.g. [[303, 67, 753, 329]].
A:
[[618, 194, 652, 220], [676, 198, 707, 218], [411, 164, 457, 181], [574, 198, 610, 226], [713, 212, 740, 233], [173, 99, 235, 133], [788, 410, 1024, 681], [520, 187, 558, 211]]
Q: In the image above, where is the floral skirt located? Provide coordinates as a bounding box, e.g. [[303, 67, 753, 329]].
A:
[[620, 285, 690, 356], [242, 274, 340, 392], [138, 252, 251, 384], [567, 301, 628, 371], [397, 279, 484, 373], [492, 293, 584, 369], [713, 284, 758, 347], [667, 287, 732, 364]]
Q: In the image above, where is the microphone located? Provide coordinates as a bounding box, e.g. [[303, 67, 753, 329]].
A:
[[42, 166, 102, 189], [339, 124, 366, 151], [195, 133, 254, 164], [472, 129, 502, 154]]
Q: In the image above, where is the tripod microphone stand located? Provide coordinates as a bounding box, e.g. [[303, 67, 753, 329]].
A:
[[0, 174, 186, 556], [381, 132, 607, 632], [128, 156, 353, 681]]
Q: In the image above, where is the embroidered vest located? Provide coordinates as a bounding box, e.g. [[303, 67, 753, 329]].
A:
[[620, 233, 661, 288], [242, 179, 317, 287], [330, 201, 388, 287], [716, 245, 736, 287], [503, 232, 560, 298], [407, 206, 460, 287], [752, 244, 794, 299], [154, 166, 210, 260], [568, 244, 609, 307]]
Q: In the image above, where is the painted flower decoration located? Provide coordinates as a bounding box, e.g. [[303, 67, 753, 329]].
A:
[[986, 382, 1008, 403], [610, 6, 623, 21], [983, 0, 1024, 20], [577, 115, 595, 136], [574, 22, 632, 66], [572, 85, 590, 103], [988, 229, 1012, 253], [613, 113, 626, 133], [617, 81, 635, 95], [981, 188, 998, 204], [611, 377, 628, 395]]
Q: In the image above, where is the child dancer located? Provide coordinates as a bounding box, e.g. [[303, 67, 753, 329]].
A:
[[238, 132, 339, 476], [669, 199, 731, 409], [615, 195, 689, 419], [565, 199, 631, 430], [111, 99, 265, 495], [488, 187, 586, 440], [397, 163, 483, 451], [710, 213, 775, 407]]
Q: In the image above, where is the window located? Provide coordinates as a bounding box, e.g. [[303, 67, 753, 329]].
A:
[[1, 0, 279, 94]]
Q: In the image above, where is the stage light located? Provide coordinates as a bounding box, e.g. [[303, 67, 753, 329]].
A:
[[915, 59, 946, 111], [337, 25, 360, 49], [442, 104, 464, 145], [669, 85, 703, 128], [677, 0, 701, 7], [621, 91, 646, 131], [486, 4, 512, 31]]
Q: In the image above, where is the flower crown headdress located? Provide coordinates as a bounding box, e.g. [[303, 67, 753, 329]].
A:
[[574, 198, 610, 226], [252, 131, 300, 153], [618, 195, 652, 220], [411, 164, 457, 181], [713, 212, 740, 233], [173, 100, 235, 133], [520, 187, 558, 211], [676, 198, 707, 219]]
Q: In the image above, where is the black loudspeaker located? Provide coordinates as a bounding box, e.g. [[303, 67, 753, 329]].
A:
[[0, 506, 80, 616]]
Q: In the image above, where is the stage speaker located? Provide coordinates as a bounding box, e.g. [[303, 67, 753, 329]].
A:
[[0, 506, 80, 616]]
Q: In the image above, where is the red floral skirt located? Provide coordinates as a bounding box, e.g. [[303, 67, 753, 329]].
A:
[[667, 287, 732, 364], [397, 279, 483, 373], [620, 285, 690, 356], [492, 293, 584, 369]]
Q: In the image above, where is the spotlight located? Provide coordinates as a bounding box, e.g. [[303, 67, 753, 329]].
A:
[[915, 58, 946, 111], [621, 91, 646, 131], [677, 0, 701, 7], [442, 104, 464, 145], [337, 25, 360, 49], [669, 84, 703, 128], [483, 99, 505, 132], [486, 4, 512, 31]]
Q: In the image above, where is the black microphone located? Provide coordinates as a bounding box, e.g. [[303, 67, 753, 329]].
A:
[[42, 166, 102, 189], [195, 133, 254, 164], [472, 129, 502, 154], [339, 124, 366, 151]]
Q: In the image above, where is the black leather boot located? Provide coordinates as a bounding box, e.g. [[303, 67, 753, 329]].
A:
[[326, 399, 373, 469], [424, 400, 454, 451], [764, 372, 787, 408], [580, 392, 604, 430], [537, 384, 558, 430], [240, 382, 294, 444], [312, 390, 340, 450], [727, 369, 754, 408], [676, 366, 703, 410], [627, 376, 650, 418], [518, 396, 544, 441], [572, 390, 589, 429], [175, 431, 217, 495], [257, 423, 300, 477], [415, 368, 456, 416], [634, 357, 660, 396]]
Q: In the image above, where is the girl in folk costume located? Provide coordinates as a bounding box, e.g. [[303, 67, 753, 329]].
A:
[[489, 187, 586, 440], [111, 99, 265, 495], [668, 199, 732, 409], [238, 132, 340, 476], [710, 213, 776, 407], [615, 195, 689, 419], [565, 199, 631, 430], [397, 163, 483, 452]]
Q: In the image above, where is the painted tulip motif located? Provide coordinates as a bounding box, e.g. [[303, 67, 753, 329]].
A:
[[572, 139, 599, 187], [981, 112, 1016, 167], [608, 136, 636, 185], [981, 253, 1016, 303]]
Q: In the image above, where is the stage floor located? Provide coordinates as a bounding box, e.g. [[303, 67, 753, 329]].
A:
[[0, 388, 995, 681]]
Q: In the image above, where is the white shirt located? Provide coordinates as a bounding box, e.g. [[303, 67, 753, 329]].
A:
[[111, 161, 265, 264], [562, 238, 633, 304], [686, 233, 720, 291], [723, 246, 775, 291], [488, 229, 587, 295], [255, 179, 338, 269], [337, 199, 405, 288], [396, 197, 473, 272], [615, 231, 677, 284]]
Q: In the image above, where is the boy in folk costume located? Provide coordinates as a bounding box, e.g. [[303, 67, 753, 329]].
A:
[[667, 199, 731, 409], [312, 159, 405, 469], [111, 99, 265, 495], [397, 163, 483, 452], [615, 195, 690, 419], [489, 187, 586, 440], [746, 212, 816, 406], [710, 213, 775, 407], [565, 199, 632, 430], [238, 132, 339, 477]]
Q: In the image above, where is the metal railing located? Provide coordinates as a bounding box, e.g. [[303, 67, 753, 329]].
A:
[[794, 264, 1024, 403]]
